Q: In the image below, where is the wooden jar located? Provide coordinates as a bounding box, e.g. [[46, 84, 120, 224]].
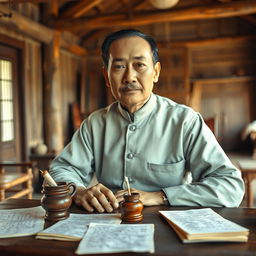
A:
[[121, 192, 143, 222], [41, 182, 76, 222]]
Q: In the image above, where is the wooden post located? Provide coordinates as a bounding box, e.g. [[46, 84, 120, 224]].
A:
[[43, 31, 64, 153], [80, 59, 87, 115]]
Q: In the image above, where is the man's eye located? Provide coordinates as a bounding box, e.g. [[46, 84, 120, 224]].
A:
[[113, 64, 125, 70], [136, 63, 146, 69]]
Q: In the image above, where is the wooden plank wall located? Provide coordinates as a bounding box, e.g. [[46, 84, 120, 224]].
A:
[[59, 50, 82, 144], [190, 40, 256, 151], [190, 41, 256, 79], [85, 55, 107, 113], [24, 39, 44, 150]]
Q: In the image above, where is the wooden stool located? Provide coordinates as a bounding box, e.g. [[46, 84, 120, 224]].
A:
[[0, 162, 34, 201]]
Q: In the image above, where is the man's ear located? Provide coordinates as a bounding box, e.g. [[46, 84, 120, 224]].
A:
[[153, 62, 161, 83], [102, 66, 110, 87]]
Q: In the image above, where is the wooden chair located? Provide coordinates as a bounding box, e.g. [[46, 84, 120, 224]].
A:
[[0, 162, 34, 201], [205, 116, 218, 138]]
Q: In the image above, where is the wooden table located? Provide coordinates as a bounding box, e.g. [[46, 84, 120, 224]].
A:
[[0, 199, 256, 256], [228, 153, 256, 207]]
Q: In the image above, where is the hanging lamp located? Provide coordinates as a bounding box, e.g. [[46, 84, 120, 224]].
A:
[[149, 0, 180, 9]]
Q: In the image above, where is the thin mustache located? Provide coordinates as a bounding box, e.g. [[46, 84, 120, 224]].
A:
[[119, 83, 141, 92]]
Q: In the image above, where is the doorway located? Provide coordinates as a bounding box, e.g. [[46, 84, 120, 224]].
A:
[[0, 43, 24, 161]]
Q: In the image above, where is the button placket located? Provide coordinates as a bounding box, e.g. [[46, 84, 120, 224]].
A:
[[124, 123, 138, 189]]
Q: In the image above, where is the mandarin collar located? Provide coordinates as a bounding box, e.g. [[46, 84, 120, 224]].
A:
[[118, 93, 157, 123]]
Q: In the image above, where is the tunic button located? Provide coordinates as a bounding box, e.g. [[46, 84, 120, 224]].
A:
[[129, 125, 136, 131], [127, 153, 134, 159]]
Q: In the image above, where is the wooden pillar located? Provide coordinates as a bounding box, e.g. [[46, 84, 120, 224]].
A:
[[80, 59, 87, 115], [43, 31, 64, 153]]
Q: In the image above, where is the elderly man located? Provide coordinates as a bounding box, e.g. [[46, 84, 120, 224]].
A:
[[50, 29, 244, 212]]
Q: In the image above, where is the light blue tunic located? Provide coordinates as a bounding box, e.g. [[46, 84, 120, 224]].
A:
[[50, 94, 244, 207]]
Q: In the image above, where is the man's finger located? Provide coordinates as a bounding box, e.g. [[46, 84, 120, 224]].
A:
[[89, 196, 105, 213], [80, 198, 94, 212], [96, 193, 113, 212], [100, 187, 119, 209]]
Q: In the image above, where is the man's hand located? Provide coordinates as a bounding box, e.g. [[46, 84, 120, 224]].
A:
[[73, 184, 119, 213], [115, 188, 167, 206]]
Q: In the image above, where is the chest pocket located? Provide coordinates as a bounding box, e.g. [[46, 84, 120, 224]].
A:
[[147, 159, 186, 187]]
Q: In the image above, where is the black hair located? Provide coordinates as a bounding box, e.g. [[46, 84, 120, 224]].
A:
[[101, 29, 159, 68]]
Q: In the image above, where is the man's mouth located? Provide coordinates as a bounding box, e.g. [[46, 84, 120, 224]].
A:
[[119, 87, 140, 93], [119, 84, 141, 93]]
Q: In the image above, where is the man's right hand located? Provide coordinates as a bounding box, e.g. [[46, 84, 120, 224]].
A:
[[73, 184, 119, 213]]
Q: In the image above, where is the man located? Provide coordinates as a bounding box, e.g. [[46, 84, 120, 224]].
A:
[[50, 29, 244, 212]]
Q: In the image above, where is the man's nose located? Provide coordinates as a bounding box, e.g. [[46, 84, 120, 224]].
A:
[[122, 66, 136, 84]]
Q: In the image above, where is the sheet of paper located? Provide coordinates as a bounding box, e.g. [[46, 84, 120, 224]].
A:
[[75, 223, 155, 255], [159, 208, 249, 234], [37, 213, 121, 240], [0, 206, 45, 238]]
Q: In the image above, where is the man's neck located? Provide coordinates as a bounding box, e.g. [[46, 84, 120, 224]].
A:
[[122, 96, 151, 114]]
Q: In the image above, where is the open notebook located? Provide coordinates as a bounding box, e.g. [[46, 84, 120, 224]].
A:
[[159, 208, 249, 243]]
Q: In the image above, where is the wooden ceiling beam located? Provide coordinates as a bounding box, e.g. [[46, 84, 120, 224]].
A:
[[0, 0, 76, 3], [215, 0, 256, 27], [133, 1, 149, 11], [55, 0, 256, 32], [60, 0, 103, 18], [0, 3, 53, 43], [0, 4, 86, 56], [49, 0, 59, 17]]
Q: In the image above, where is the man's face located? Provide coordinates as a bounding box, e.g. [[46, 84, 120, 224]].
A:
[[103, 36, 161, 113]]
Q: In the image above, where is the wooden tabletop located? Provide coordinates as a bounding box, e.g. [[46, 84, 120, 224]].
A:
[[0, 199, 256, 256]]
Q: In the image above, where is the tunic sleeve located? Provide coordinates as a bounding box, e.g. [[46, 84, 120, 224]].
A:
[[49, 119, 95, 188], [163, 113, 244, 207]]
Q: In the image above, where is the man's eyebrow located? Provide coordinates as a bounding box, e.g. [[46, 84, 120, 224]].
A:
[[112, 56, 147, 62], [112, 58, 124, 62], [133, 56, 146, 60]]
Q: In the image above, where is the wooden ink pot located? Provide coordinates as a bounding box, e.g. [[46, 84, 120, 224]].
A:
[[41, 182, 76, 222], [121, 192, 143, 222]]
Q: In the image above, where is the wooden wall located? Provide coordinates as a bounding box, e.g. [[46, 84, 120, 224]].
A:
[[0, 4, 85, 157], [59, 50, 82, 144]]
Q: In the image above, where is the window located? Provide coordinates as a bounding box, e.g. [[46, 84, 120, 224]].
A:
[[0, 59, 14, 142]]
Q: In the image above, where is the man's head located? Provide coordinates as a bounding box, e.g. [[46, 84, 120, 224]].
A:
[[101, 29, 161, 113], [101, 29, 159, 68]]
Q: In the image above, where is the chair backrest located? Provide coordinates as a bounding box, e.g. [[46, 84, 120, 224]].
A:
[[205, 116, 218, 138], [0, 161, 34, 201]]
